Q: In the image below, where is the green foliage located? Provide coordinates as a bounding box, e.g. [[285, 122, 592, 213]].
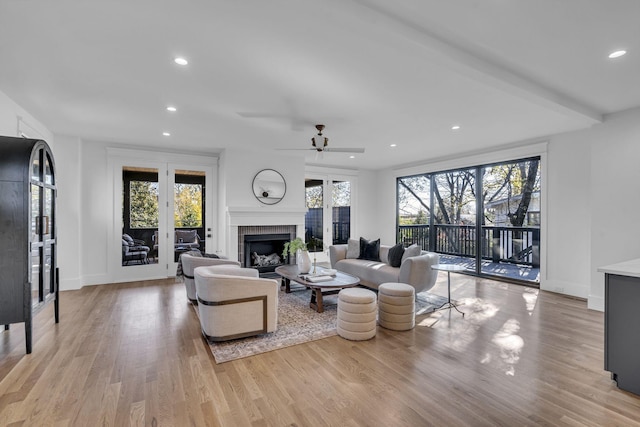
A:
[[282, 237, 307, 258], [130, 181, 159, 228], [306, 181, 351, 208], [174, 183, 202, 227], [306, 185, 323, 208]]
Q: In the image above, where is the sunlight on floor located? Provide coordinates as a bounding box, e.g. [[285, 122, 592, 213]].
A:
[[522, 287, 539, 315], [485, 318, 524, 376], [417, 297, 501, 353]]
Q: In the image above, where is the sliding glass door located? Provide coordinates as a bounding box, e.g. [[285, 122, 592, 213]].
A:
[[481, 159, 540, 281], [432, 168, 477, 273], [396, 156, 541, 284]]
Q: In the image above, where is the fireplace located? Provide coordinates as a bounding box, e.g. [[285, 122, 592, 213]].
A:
[[243, 233, 291, 274]]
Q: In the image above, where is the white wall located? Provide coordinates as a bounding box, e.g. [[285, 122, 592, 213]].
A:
[[0, 90, 53, 142], [588, 107, 640, 310], [223, 148, 306, 210], [544, 128, 591, 299]]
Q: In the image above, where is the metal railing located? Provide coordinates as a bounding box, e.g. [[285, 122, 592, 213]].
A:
[[398, 224, 540, 267]]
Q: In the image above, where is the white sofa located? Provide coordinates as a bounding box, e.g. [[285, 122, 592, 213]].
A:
[[194, 264, 278, 341], [329, 243, 440, 294]]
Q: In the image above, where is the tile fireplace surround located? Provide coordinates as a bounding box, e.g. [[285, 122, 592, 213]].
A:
[[226, 207, 307, 264]]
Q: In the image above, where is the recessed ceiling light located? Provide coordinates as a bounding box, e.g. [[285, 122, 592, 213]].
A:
[[608, 50, 627, 59], [174, 57, 188, 65], [451, 125, 461, 130], [390, 144, 397, 147], [166, 106, 177, 112], [162, 132, 171, 136], [349, 155, 355, 159]]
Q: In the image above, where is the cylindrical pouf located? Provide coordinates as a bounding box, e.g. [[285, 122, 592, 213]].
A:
[[378, 282, 415, 331], [337, 288, 377, 340]]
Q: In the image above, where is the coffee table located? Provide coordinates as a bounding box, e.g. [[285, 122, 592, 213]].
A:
[[274, 265, 360, 313]]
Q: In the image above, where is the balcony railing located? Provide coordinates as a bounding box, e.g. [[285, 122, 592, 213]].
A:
[[398, 224, 540, 267]]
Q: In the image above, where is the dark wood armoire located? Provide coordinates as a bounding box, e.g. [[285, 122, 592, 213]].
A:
[[0, 135, 59, 354]]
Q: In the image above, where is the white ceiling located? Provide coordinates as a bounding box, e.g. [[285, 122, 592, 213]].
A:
[[1, 0, 638, 170]]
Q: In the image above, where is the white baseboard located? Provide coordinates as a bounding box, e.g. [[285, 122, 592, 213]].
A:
[[540, 278, 588, 299], [59, 277, 82, 291], [587, 295, 604, 312]]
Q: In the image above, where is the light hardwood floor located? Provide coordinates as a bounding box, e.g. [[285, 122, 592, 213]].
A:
[[1, 274, 639, 426]]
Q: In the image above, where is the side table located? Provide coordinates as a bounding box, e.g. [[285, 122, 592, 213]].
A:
[[432, 264, 466, 316]]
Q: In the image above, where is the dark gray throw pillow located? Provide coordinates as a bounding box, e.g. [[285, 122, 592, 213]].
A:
[[388, 243, 405, 267], [358, 237, 380, 261]]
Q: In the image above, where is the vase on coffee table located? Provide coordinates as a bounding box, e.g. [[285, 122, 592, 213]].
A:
[[297, 249, 312, 274]]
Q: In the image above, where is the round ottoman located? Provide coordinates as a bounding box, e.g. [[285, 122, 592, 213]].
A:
[[378, 282, 415, 331], [337, 288, 377, 341]]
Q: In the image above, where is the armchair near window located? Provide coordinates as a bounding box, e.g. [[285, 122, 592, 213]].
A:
[[175, 229, 201, 250], [180, 253, 240, 303], [194, 265, 278, 341], [122, 234, 150, 265]]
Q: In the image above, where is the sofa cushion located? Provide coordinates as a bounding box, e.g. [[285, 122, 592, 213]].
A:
[[358, 237, 380, 261], [401, 244, 422, 263], [346, 238, 360, 259], [388, 243, 405, 267], [335, 259, 399, 288]]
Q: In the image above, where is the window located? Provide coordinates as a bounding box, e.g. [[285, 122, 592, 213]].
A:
[[174, 183, 203, 228], [396, 156, 541, 284], [129, 180, 159, 229]]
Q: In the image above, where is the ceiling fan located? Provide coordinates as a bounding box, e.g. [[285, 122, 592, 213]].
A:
[[279, 124, 365, 154]]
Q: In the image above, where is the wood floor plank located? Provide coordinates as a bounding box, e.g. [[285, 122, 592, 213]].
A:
[[2, 276, 640, 426]]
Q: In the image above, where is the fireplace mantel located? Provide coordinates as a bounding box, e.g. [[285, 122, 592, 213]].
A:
[[226, 206, 307, 262], [227, 206, 308, 226]]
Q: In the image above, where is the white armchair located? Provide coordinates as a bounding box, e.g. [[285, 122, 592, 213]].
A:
[[194, 265, 278, 341], [180, 253, 241, 303]]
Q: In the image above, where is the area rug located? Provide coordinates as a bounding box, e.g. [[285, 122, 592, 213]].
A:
[[194, 285, 450, 363]]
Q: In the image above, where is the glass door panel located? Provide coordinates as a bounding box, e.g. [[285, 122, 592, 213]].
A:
[[305, 179, 324, 253], [31, 184, 40, 242], [44, 188, 53, 239], [433, 168, 477, 272], [481, 159, 541, 282], [30, 247, 41, 306], [396, 174, 431, 248], [173, 170, 205, 262], [31, 152, 40, 181], [331, 180, 351, 245], [44, 153, 54, 185], [122, 167, 158, 266]]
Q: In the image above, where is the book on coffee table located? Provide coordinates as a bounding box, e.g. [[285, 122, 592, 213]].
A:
[[302, 275, 333, 283]]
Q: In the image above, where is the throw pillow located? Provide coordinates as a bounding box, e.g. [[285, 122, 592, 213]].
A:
[[401, 243, 422, 264], [346, 238, 360, 259], [387, 243, 405, 268], [358, 237, 381, 261]]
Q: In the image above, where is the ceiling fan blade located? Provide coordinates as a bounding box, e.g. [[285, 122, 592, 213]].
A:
[[322, 147, 365, 153], [275, 148, 315, 151]]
